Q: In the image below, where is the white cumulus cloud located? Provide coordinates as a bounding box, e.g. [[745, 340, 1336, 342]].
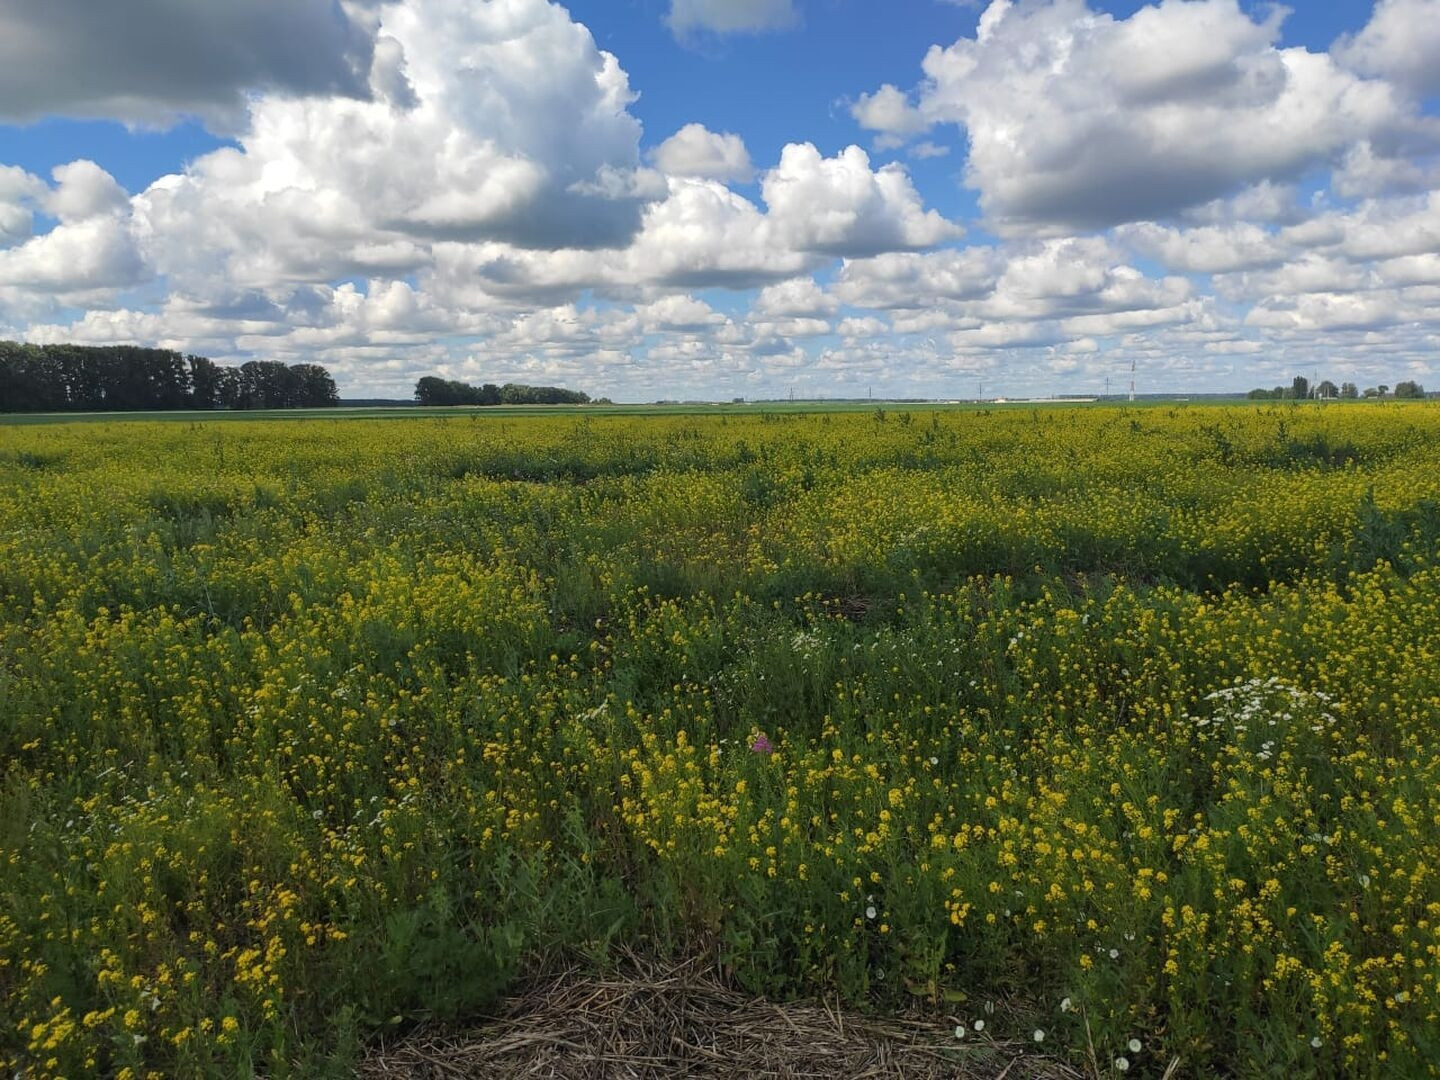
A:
[[45, 161, 131, 223], [753, 277, 838, 318], [652, 124, 755, 183], [0, 167, 47, 248], [762, 144, 960, 257], [1334, 0, 1440, 98], [125, 0, 658, 300], [851, 84, 930, 149], [636, 294, 728, 332], [0, 161, 146, 295], [0, 215, 147, 294], [891, 0, 1415, 230]]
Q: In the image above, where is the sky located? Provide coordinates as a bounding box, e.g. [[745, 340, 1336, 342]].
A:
[[1, 0, 1438, 401]]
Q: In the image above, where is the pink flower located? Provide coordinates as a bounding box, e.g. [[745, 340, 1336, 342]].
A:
[[750, 734, 774, 754]]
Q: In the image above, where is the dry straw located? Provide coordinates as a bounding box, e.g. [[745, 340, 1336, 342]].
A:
[[360, 952, 1082, 1079]]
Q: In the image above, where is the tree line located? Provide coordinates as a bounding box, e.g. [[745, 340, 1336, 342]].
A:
[[414, 376, 590, 406], [1247, 375, 1427, 401], [0, 342, 339, 413]]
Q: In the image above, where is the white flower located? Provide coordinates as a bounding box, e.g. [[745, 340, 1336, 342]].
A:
[[1128, 1038, 1142, 1053], [1311, 1036, 1322, 1049], [1115, 1057, 1130, 1072], [1358, 873, 1371, 888], [1034, 1029, 1046, 1042], [954, 1025, 966, 1040], [929, 756, 939, 766], [974, 1019, 985, 1032], [1060, 997, 1073, 1013], [1109, 949, 1120, 959], [865, 905, 877, 920]]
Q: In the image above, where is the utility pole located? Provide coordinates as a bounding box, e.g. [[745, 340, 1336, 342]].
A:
[[1129, 360, 1136, 402]]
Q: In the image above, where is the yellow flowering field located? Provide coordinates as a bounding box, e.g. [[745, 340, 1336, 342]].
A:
[[3, 403, 1440, 1077]]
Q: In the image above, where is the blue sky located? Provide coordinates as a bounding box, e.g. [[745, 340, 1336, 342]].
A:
[[1, 0, 1437, 399]]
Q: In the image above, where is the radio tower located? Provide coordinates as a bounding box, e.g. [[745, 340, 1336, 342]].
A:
[[1128, 360, 1136, 402]]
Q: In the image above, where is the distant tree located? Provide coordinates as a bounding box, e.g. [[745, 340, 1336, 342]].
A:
[[0, 343, 23, 411], [1378, 385, 1390, 397], [415, 376, 446, 405], [289, 364, 340, 407], [1363, 387, 1380, 398], [1340, 382, 1359, 399], [0, 342, 64, 412], [236, 361, 295, 409], [416, 376, 481, 406], [1394, 380, 1425, 399], [499, 382, 589, 405], [55, 345, 108, 409], [1247, 388, 1279, 400], [418, 378, 590, 407], [1316, 380, 1339, 399], [0, 342, 336, 413], [215, 366, 242, 409], [1291, 375, 1310, 400], [119, 346, 190, 410], [188, 355, 223, 409]]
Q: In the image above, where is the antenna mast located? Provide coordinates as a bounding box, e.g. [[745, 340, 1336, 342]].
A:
[[1128, 360, 1136, 403]]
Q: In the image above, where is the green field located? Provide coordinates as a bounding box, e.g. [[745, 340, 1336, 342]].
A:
[[3, 403, 1439, 1077], [0, 396, 1250, 426]]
